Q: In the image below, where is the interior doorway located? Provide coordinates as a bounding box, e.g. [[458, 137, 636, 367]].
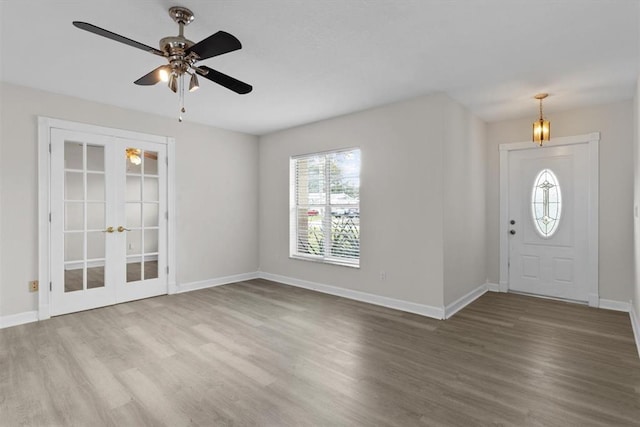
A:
[[499, 133, 599, 306], [38, 118, 176, 318]]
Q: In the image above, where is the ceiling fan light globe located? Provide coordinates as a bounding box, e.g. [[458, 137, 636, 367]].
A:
[[168, 73, 178, 93], [159, 67, 170, 82], [189, 74, 200, 92]]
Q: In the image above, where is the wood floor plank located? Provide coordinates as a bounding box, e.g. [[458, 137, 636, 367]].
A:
[[1, 281, 639, 426]]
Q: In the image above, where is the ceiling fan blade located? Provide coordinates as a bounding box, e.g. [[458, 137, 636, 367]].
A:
[[134, 66, 167, 86], [197, 66, 252, 94], [186, 31, 241, 60], [73, 21, 165, 57]]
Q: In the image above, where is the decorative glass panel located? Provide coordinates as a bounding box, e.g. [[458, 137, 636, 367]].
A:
[[144, 151, 159, 175], [127, 261, 142, 282], [144, 203, 159, 227], [145, 260, 159, 280], [143, 177, 159, 201], [86, 203, 105, 230], [127, 175, 142, 201], [64, 232, 83, 262], [86, 173, 105, 201], [127, 229, 142, 255], [64, 269, 84, 293], [65, 203, 83, 231], [126, 203, 142, 228], [531, 169, 562, 237], [86, 145, 105, 172], [125, 147, 142, 174], [64, 142, 83, 170], [144, 229, 159, 253], [87, 266, 105, 289], [65, 172, 84, 200]]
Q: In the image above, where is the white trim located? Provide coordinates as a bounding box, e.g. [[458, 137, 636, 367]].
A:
[[0, 311, 38, 329], [258, 272, 445, 319], [177, 272, 260, 293], [630, 304, 640, 358], [167, 138, 177, 295], [598, 298, 631, 312], [499, 132, 601, 152], [499, 132, 600, 306], [38, 117, 176, 319], [38, 117, 52, 319], [487, 282, 501, 292], [499, 148, 509, 292], [444, 284, 488, 319]]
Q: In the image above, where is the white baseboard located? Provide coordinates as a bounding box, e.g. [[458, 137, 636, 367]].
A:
[[630, 303, 640, 359], [258, 272, 445, 320], [0, 310, 39, 329], [598, 298, 631, 312], [177, 272, 260, 293], [487, 282, 500, 292], [444, 284, 487, 319]]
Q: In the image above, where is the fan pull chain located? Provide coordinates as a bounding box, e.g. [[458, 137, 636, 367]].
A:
[[179, 74, 186, 122]]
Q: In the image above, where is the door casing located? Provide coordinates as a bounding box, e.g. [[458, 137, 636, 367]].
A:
[[38, 117, 177, 320], [499, 132, 599, 307]]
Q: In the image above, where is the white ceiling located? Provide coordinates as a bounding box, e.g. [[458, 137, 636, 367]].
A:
[[1, 0, 638, 135]]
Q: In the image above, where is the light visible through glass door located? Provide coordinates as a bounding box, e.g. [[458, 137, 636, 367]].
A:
[[125, 148, 160, 283]]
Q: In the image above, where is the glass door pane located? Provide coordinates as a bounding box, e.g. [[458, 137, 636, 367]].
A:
[[124, 148, 161, 283], [63, 142, 106, 292]]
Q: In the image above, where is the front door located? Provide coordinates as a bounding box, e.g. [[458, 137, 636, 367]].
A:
[[50, 128, 167, 315], [507, 142, 593, 302]]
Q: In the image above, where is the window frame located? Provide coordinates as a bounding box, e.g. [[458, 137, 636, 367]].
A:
[[289, 148, 360, 268]]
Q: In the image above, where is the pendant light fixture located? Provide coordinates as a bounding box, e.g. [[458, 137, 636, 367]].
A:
[[532, 93, 550, 146]]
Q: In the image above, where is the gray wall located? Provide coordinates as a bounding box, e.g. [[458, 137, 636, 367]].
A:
[[486, 101, 634, 302], [0, 82, 260, 317], [259, 93, 487, 309], [443, 99, 487, 305]]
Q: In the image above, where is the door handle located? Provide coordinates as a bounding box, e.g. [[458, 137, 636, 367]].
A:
[[117, 226, 131, 233], [510, 230, 516, 235], [103, 226, 115, 233]]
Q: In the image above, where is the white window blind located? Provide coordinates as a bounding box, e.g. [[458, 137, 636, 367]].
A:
[[290, 148, 360, 266]]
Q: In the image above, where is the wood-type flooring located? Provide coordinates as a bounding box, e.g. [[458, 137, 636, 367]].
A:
[[1, 279, 639, 426]]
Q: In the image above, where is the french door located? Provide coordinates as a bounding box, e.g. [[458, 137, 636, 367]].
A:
[[50, 128, 167, 315]]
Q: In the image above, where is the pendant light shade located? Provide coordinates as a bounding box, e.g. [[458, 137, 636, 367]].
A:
[[532, 93, 550, 146], [189, 73, 200, 92], [168, 73, 178, 93]]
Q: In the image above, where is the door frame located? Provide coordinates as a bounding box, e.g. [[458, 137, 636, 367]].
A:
[[37, 117, 177, 320], [499, 132, 600, 307]]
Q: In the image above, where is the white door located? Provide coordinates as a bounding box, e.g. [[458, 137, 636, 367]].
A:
[[507, 143, 591, 302], [50, 129, 167, 315]]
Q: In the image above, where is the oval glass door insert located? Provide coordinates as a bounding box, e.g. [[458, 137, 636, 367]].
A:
[[531, 169, 562, 237]]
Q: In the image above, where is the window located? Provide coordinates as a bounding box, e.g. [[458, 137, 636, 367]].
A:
[[531, 168, 562, 237], [290, 148, 361, 266]]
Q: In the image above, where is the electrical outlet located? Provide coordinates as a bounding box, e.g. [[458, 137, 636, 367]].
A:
[[379, 271, 387, 281], [29, 280, 39, 292]]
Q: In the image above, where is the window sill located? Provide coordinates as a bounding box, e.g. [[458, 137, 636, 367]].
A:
[[289, 255, 360, 269]]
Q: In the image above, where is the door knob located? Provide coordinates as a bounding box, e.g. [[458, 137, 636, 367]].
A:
[[117, 226, 131, 233], [103, 226, 115, 233], [510, 230, 516, 235]]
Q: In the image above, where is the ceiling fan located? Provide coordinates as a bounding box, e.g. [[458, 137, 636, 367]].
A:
[[73, 6, 252, 120]]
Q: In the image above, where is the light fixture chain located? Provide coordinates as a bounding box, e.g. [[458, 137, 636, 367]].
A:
[[539, 98, 543, 120]]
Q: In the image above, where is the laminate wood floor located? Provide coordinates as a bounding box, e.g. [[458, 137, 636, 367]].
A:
[[1, 279, 639, 426]]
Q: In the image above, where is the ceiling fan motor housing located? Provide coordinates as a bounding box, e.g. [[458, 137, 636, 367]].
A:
[[160, 36, 197, 74]]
